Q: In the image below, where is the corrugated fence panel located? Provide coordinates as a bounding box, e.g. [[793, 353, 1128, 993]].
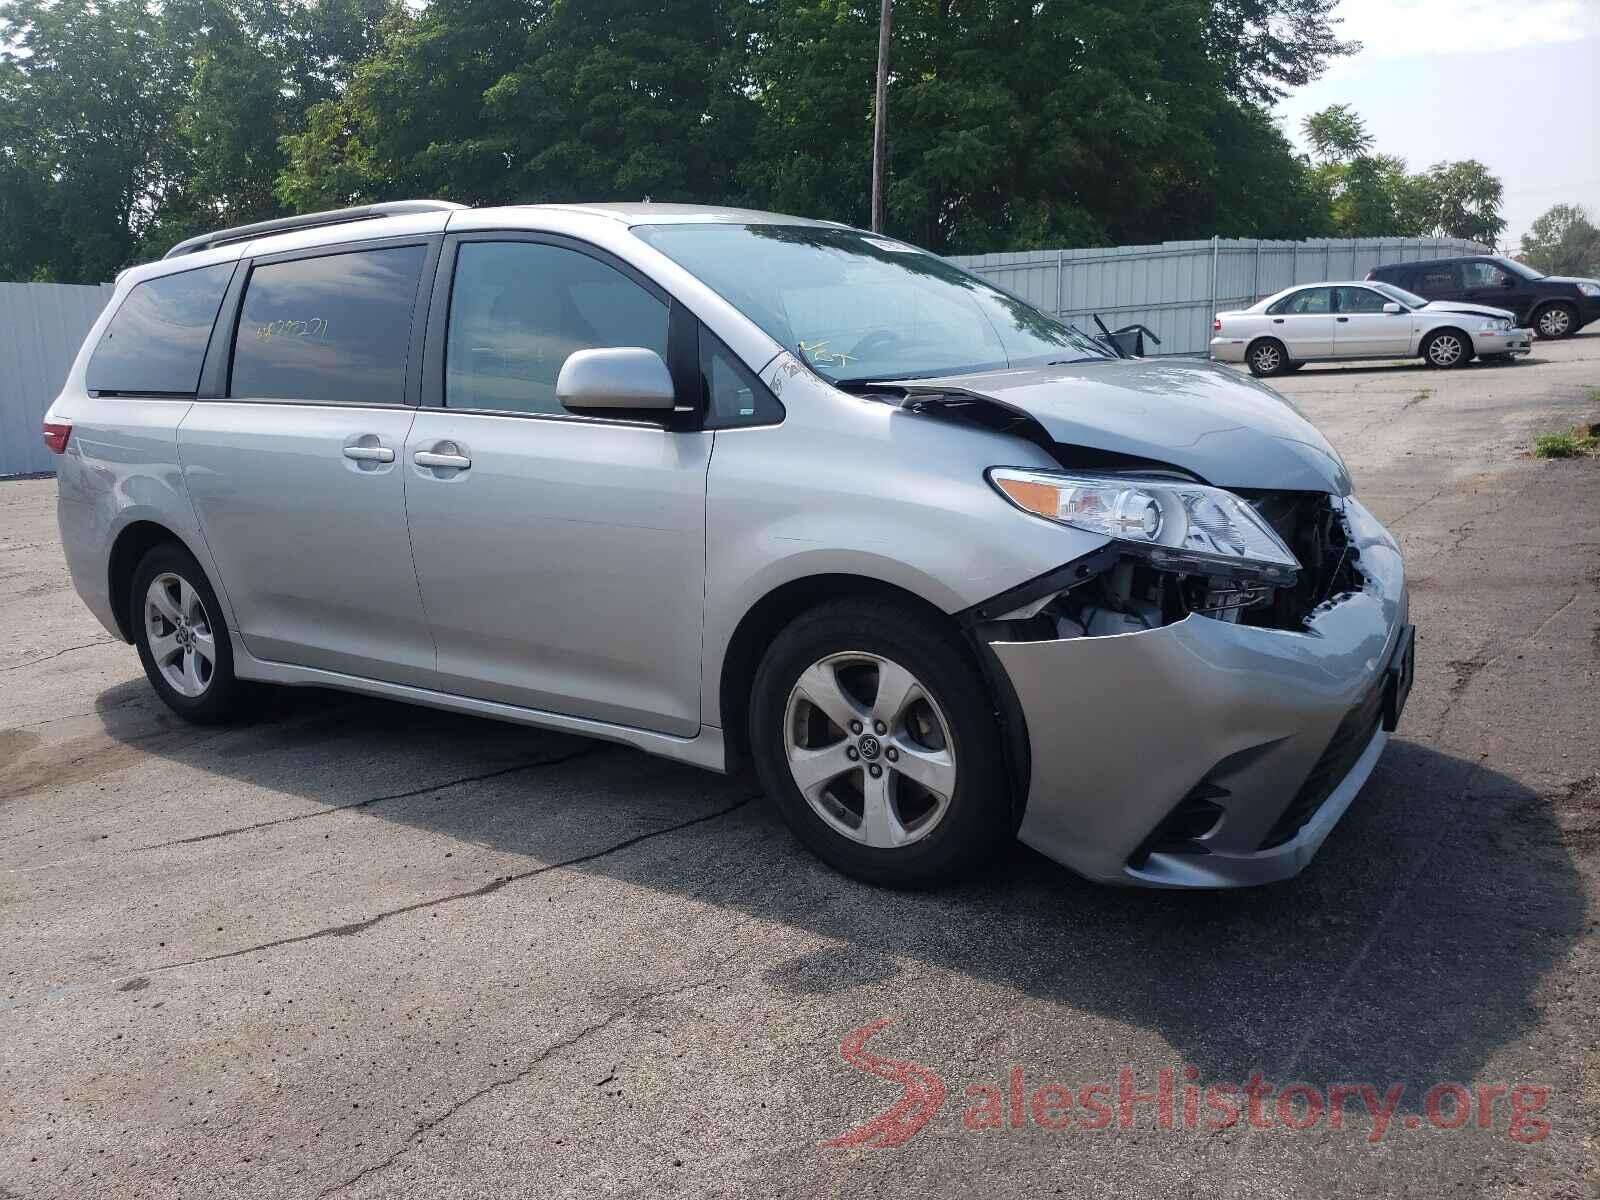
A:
[[0, 282, 113, 476], [950, 236, 1488, 358]]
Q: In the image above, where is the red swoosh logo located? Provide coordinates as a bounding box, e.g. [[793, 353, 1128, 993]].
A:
[[820, 1017, 946, 1148]]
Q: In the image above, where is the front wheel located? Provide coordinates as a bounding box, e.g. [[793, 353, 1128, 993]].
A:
[[131, 543, 254, 724], [1533, 302, 1577, 340], [1422, 329, 1469, 369], [748, 599, 1012, 888]]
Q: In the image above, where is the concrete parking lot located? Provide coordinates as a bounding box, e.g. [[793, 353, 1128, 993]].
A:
[[2, 339, 1597, 1199]]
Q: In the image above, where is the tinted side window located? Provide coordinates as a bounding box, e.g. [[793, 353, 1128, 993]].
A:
[[1462, 261, 1508, 288], [701, 330, 783, 428], [86, 263, 233, 394], [1413, 263, 1460, 294], [1335, 287, 1389, 314], [230, 245, 426, 404], [445, 241, 668, 415]]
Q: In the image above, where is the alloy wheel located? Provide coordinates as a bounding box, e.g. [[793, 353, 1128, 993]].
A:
[[144, 572, 215, 698], [1251, 343, 1281, 374], [1428, 333, 1463, 367], [783, 652, 956, 849], [1537, 307, 1572, 338]]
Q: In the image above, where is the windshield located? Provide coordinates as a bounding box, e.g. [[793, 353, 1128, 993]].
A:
[[633, 223, 1111, 382], [1370, 281, 1428, 309], [1497, 257, 1545, 281]]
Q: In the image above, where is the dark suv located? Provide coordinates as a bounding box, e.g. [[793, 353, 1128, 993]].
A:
[[1367, 255, 1600, 340]]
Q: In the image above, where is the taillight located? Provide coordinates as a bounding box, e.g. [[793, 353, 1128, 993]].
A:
[[42, 419, 72, 454], [1213, 317, 1222, 332]]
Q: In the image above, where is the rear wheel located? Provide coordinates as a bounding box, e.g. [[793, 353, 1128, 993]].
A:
[[1532, 302, 1577, 340], [748, 599, 1011, 887], [1422, 328, 1469, 369], [131, 543, 253, 724], [1246, 338, 1289, 377]]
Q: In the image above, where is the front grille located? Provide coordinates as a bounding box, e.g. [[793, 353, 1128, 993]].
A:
[[1258, 682, 1384, 850]]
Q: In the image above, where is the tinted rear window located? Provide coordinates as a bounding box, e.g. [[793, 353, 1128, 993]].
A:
[[86, 263, 234, 395], [230, 245, 427, 404]]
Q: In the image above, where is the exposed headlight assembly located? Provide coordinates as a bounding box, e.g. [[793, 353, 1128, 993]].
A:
[[988, 468, 1301, 582]]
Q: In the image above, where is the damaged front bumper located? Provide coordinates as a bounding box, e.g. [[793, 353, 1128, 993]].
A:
[[987, 496, 1409, 888]]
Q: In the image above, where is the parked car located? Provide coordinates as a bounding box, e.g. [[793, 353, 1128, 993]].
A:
[[1211, 280, 1531, 376], [1367, 255, 1600, 340], [44, 201, 1412, 889]]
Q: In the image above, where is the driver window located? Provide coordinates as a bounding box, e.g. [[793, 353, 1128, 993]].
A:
[[1335, 287, 1389, 314], [445, 242, 668, 414], [1462, 261, 1508, 289]]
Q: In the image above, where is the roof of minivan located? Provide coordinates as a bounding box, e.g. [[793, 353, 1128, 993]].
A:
[[525, 202, 844, 227]]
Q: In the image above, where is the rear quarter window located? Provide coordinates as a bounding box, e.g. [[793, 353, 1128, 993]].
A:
[[85, 262, 234, 395]]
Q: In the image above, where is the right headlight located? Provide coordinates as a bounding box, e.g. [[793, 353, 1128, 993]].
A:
[[988, 467, 1301, 582]]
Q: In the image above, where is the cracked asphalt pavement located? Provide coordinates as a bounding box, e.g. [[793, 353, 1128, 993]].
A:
[[2, 337, 1598, 1198]]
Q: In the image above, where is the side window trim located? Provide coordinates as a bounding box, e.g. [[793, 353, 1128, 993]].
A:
[[197, 233, 440, 408], [419, 230, 687, 426]]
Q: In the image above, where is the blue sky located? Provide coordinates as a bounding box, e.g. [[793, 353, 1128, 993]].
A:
[[1275, 0, 1600, 249]]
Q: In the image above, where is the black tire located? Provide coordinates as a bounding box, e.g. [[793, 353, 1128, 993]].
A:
[[1532, 302, 1577, 340], [1422, 328, 1469, 369], [1246, 338, 1289, 377], [130, 542, 254, 724], [748, 598, 1011, 888], [1283, 360, 1306, 372]]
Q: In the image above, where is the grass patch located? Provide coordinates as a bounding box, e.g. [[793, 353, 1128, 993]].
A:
[[1585, 386, 1600, 403], [1534, 428, 1600, 458]]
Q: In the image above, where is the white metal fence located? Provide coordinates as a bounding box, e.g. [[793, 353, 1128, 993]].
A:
[[949, 236, 1487, 358], [0, 282, 114, 476]]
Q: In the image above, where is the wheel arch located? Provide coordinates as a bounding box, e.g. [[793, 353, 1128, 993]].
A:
[[1245, 336, 1287, 371], [107, 520, 203, 642], [717, 573, 981, 771]]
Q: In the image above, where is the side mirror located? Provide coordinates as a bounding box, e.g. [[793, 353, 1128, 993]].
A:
[[1382, 302, 1402, 315], [557, 347, 676, 413]]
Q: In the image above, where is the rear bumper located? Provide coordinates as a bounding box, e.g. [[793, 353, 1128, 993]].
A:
[[1208, 337, 1248, 363], [989, 496, 1408, 888]]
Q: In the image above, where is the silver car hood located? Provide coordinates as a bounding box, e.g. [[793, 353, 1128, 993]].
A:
[[890, 358, 1352, 495], [1421, 300, 1515, 320]]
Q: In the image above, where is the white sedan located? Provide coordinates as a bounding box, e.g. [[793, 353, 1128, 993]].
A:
[[1210, 280, 1533, 376]]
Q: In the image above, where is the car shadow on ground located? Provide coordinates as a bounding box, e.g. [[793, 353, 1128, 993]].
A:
[[93, 677, 1585, 1110]]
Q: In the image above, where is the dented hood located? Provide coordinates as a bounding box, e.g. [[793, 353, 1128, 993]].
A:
[[895, 358, 1352, 495], [1422, 300, 1516, 320]]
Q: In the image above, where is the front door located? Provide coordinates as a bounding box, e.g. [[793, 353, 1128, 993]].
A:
[[1333, 286, 1413, 357], [402, 236, 709, 736], [1269, 287, 1336, 358], [179, 240, 438, 685], [1460, 259, 1528, 321]]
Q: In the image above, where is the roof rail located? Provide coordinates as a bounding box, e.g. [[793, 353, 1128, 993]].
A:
[[162, 200, 468, 259]]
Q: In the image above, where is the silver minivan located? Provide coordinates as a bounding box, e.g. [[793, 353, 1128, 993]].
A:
[[45, 200, 1413, 889]]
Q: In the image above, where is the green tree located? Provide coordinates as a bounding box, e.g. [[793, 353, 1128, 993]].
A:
[[1300, 102, 1371, 164], [1520, 204, 1600, 277], [1419, 159, 1504, 245]]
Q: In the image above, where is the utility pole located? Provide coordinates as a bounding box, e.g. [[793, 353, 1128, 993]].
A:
[[870, 0, 892, 232]]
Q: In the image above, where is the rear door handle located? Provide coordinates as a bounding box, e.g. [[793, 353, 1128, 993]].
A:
[[343, 445, 395, 463], [1336, 316, 1349, 323], [414, 450, 472, 470], [1272, 318, 1285, 324]]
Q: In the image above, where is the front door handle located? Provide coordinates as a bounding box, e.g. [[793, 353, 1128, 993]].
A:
[[414, 450, 472, 470], [1272, 318, 1285, 324], [343, 444, 395, 463], [1336, 316, 1349, 323]]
